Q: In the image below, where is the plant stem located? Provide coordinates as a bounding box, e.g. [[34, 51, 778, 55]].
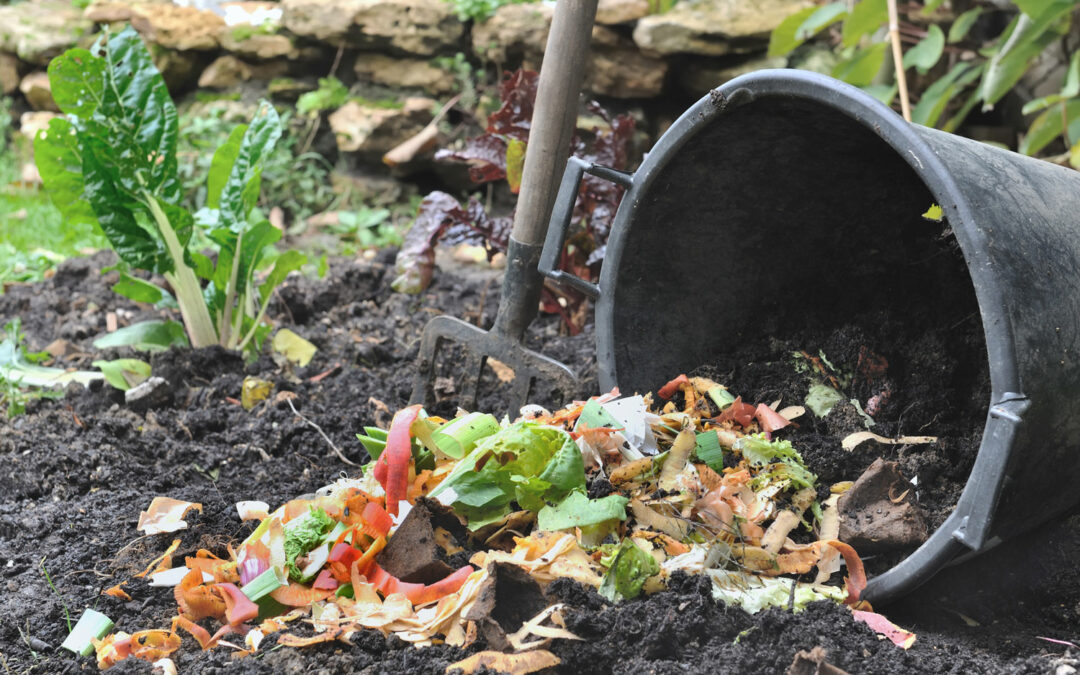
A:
[[144, 194, 218, 347], [220, 230, 244, 348], [235, 294, 272, 353]]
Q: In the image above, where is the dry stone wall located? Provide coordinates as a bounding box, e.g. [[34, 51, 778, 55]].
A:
[[1, 0, 807, 170]]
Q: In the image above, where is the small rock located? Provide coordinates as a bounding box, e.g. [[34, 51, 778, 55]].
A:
[[377, 498, 468, 584], [462, 563, 549, 652], [0, 53, 19, 96], [0, 0, 93, 65], [198, 55, 253, 89], [596, 0, 650, 24], [19, 72, 58, 112], [125, 377, 173, 412], [45, 339, 76, 358], [130, 4, 225, 51], [219, 25, 298, 59], [354, 53, 455, 94], [838, 458, 928, 553], [587, 27, 667, 98], [27, 637, 51, 653], [328, 97, 434, 155], [84, 1, 136, 23], [283, 0, 462, 54], [632, 0, 813, 56], [18, 111, 60, 143], [471, 2, 553, 67]]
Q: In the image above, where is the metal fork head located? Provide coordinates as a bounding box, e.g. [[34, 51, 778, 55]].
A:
[[410, 314, 579, 414]]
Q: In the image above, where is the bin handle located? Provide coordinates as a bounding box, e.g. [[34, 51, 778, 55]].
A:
[[539, 156, 633, 300]]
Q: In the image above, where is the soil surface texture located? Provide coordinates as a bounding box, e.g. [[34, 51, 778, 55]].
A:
[[1, 253, 1078, 674]]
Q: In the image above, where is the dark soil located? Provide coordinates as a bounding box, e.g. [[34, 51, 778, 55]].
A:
[[0, 253, 1075, 674]]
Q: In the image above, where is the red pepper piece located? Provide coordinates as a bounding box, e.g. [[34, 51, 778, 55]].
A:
[[215, 582, 258, 625], [312, 569, 340, 590], [377, 404, 422, 516], [328, 542, 361, 567], [657, 374, 689, 400], [361, 501, 393, 537]]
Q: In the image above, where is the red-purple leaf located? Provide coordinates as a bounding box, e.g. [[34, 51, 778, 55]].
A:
[[488, 70, 538, 141], [434, 134, 508, 184]]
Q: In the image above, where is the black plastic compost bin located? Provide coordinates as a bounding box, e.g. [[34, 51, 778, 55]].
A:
[[540, 69, 1080, 605]]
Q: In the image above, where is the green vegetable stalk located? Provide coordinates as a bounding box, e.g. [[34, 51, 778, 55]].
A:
[[35, 26, 305, 355]]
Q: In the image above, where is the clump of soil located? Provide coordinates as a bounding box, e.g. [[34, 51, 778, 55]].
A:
[[0, 253, 1070, 674]]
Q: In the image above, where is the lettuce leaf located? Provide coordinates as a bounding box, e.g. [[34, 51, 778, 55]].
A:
[[598, 538, 659, 601], [736, 433, 817, 490], [537, 490, 628, 531], [431, 422, 585, 528], [284, 506, 334, 581]]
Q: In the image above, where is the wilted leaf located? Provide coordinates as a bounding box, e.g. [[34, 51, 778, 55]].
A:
[[241, 376, 273, 410], [446, 649, 560, 675], [840, 431, 938, 451], [93, 358, 152, 390], [922, 204, 944, 221], [93, 320, 188, 352], [505, 138, 526, 193], [272, 329, 317, 367], [852, 609, 917, 648], [435, 134, 508, 184], [137, 497, 202, 535]]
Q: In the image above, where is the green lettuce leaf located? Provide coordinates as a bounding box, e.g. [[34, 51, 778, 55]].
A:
[[284, 506, 334, 581], [736, 434, 817, 490], [598, 538, 659, 601], [537, 490, 628, 531], [431, 422, 585, 529]]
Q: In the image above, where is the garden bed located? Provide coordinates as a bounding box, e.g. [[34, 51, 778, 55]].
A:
[[0, 252, 1075, 674]]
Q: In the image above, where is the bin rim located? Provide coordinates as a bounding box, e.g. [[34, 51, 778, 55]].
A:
[[595, 69, 1028, 603]]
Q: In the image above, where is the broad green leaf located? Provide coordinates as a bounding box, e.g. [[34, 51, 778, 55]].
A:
[[46, 48, 105, 117], [93, 320, 188, 352], [218, 101, 282, 233], [1013, 0, 1059, 17], [207, 125, 246, 210], [1070, 137, 1080, 168], [92, 358, 151, 391], [111, 273, 176, 308], [833, 42, 887, 86], [505, 139, 525, 194], [948, 7, 983, 43], [1022, 93, 1065, 115], [34, 118, 98, 231], [1019, 99, 1080, 155], [768, 6, 818, 57], [920, 0, 947, 15], [537, 491, 628, 531], [259, 249, 306, 299], [913, 62, 982, 128], [272, 328, 316, 366], [795, 2, 848, 41], [842, 0, 886, 48], [1062, 49, 1080, 98], [980, 7, 1072, 108], [903, 24, 945, 74]]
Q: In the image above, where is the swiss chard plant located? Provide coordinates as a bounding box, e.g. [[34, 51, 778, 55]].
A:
[[34, 27, 305, 354]]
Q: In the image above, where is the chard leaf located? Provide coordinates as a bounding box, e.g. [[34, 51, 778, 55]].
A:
[[111, 273, 176, 308], [47, 48, 105, 118], [537, 490, 628, 531], [207, 125, 246, 210], [92, 358, 151, 391], [598, 538, 659, 601], [259, 249, 305, 299], [92, 320, 188, 352], [33, 118, 98, 231], [218, 101, 282, 232]]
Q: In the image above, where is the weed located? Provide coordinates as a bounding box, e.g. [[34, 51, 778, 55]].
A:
[[39, 558, 72, 632]]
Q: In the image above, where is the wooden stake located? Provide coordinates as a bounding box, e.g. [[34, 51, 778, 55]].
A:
[[887, 0, 912, 122]]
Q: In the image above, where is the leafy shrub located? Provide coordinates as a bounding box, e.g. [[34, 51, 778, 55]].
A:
[[770, 0, 1080, 160], [393, 69, 634, 333], [34, 26, 304, 354]]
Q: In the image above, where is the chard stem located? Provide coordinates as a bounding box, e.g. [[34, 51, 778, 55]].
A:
[[144, 194, 218, 348]]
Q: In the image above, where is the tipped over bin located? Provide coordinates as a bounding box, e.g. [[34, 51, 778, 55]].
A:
[[541, 70, 1080, 605]]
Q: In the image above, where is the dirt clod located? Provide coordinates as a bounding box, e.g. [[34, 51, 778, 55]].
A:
[[838, 458, 928, 553]]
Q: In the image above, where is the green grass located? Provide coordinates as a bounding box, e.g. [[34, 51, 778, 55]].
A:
[[0, 189, 105, 287]]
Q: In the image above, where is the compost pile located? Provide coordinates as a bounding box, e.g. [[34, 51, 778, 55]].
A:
[[1, 253, 1074, 675]]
